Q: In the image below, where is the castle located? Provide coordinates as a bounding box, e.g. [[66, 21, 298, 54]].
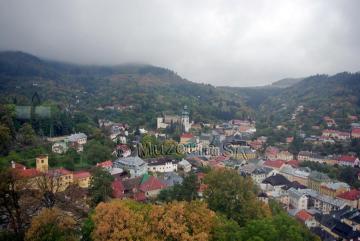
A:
[[157, 106, 192, 132]]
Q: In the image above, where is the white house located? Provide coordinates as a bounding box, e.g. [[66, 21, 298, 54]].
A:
[[288, 188, 308, 210], [113, 156, 148, 178], [178, 159, 192, 172], [146, 157, 178, 173]]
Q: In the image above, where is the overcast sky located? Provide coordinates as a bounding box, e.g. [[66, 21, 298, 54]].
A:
[[0, 0, 359, 86]]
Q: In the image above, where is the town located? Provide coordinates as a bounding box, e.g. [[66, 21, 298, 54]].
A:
[[5, 104, 360, 240]]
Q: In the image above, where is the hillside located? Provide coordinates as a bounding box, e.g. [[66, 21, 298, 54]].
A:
[[270, 77, 303, 88], [258, 72, 360, 130], [0, 51, 253, 130]]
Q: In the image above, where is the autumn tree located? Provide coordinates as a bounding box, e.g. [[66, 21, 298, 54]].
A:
[[91, 200, 153, 241], [88, 167, 114, 207], [25, 207, 78, 241], [203, 169, 271, 226], [90, 200, 218, 241]]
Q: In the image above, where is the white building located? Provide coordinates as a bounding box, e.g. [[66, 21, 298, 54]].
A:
[[113, 156, 148, 178], [178, 159, 192, 172], [66, 133, 87, 145], [146, 158, 178, 173], [288, 188, 308, 210]]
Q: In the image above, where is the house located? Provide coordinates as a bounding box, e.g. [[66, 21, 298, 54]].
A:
[[265, 146, 279, 160], [67, 133, 87, 145], [52, 141, 68, 154], [337, 155, 360, 167], [251, 167, 273, 184], [308, 171, 331, 193], [300, 189, 347, 214], [139, 173, 167, 198], [178, 159, 192, 172], [351, 128, 360, 139], [158, 172, 183, 187], [323, 116, 336, 127], [279, 165, 310, 186], [113, 144, 131, 158], [288, 188, 309, 210], [261, 174, 293, 197], [295, 210, 317, 228], [336, 189, 360, 209], [96, 160, 113, 170], [263, 159, 286, 171], [73, 171, 91, 188], [277, 151, 293, 161], [114, 156, 148, 178], [145, 157, 178, 173], [47, 168, 73, 192], [320, 182, 350, 198], [180, 133, 194, 144], [298, 151, 328, 164]]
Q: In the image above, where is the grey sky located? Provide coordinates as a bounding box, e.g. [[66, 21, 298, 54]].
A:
[[0, 0, 359, 86]]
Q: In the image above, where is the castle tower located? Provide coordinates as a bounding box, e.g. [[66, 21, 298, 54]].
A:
[[181, 105, 191, 132], [36, 155, 49, 173]]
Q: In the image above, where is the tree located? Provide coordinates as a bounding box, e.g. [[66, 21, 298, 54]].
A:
[[82, 140, 112, 165], [88, 167, 114, 207], [240, 213, 320, 241], [0, 124, 11, 155], [0, 168, 24, 237], [157, 173, 199, 202], [90, 200, 217, 241], [25, 207, 78, 241], [203, 169, 271, 226], [17, 123, 36, 146]]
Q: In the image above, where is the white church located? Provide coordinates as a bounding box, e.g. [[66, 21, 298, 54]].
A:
[[157, 106, 192, 132]]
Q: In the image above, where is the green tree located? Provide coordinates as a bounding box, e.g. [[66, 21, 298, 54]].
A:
[[89, 167, 114, 207], [0, 124, 11, 155], [203, 169, 271, 226], [82, 140, 112, 165], [17, 123, 36, 145]]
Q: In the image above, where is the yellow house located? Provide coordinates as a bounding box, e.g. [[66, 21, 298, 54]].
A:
[[73, 171, 91, 188], [320, 182, 350, 198], [36, 155, 49, 173]]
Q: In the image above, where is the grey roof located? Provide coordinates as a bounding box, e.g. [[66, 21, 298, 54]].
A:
[[309, 171, 330, 181], [299, 189, 347, 208], [159, 172, 183, 187], [178, 159, 191, 166], [114, 156, 145, 166], [67, 133, 87, 142]]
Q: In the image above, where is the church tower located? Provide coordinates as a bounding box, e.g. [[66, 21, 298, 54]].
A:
[[181, 105, 191, 132], [36, 155, 49, 173]]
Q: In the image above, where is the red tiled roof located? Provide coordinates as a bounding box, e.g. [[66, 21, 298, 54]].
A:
[[264, 160, 285, 169], [338, 155, 358, 163], [352, 128, 360, 135], [47, 168, 72, 176], [112, 180, 124, 198], [17, 168, 41, 178], [133, 192, 146, 202], [12, 162, 26, 170], [96, 160, 113, 168], [198, 183, 208, 193], [73, 171, 91, 179], [296, 210, 312, 222], [139, 176, 166, 192], [180, 133, 194, 139], [337, 189, 360, 201], [287, 160, 299, 168]]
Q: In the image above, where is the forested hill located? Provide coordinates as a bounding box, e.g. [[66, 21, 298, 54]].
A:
[[0, 51, 253, 129], [258, 72, 360, 129]]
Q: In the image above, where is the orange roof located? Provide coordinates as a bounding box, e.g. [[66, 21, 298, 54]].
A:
[[96, 160, 113, 168], [296, 210, 312, 222], [139, 176, 166, 192], [264, 160, 285, 169], [180, 133, 194, 139], [73, 171, 91, 179]]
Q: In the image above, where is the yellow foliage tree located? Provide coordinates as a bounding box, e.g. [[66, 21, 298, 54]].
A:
[[25, 207, 78, 241], [91, 200, 216, 241]]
